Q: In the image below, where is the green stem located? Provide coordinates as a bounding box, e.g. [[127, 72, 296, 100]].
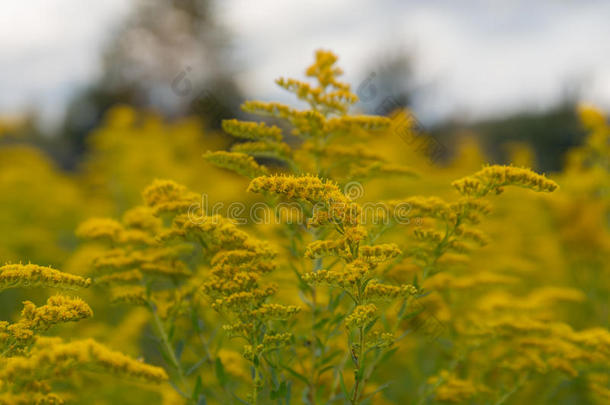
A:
[[251, 369, 259, 405], [149, 301, 190, 398], [494, 373, 528, 405], [351, 326, 366, 405]]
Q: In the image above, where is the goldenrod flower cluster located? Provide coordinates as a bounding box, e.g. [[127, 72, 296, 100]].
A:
[[209, 49, 409, 187], [0, 261, 165, 403], [77, 179, 301, 404], [345, 304, 377, 329], [203, 151, 269, 178], [1, 336, 166, 404], [221, 119, 283, 141], [452, 164, 559, 197], [195, 219, 300, 390], [247, 171, 424, 402], [427, 370, 488, 403], [0, 264, 91, 291], [2, 49, 610, 404], [142, 179, 199, 215]]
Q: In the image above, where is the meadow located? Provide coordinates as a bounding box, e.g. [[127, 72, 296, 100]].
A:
[[0, 51, 608, 405]]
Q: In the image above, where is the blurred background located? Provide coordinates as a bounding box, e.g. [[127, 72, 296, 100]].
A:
[[1, 0, 609, 170], [1, 3, 609, 403]]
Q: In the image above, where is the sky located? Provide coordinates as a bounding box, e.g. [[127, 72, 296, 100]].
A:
[[1, 0, 609, 127]]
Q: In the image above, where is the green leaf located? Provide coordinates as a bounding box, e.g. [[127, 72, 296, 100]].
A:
[[233, 394, 250, 405], [361, 382, 391, 402], [191, 310, 203, 332], [317, 349, 343, 368], [313, 317, 330, 330], [168, 321, 176, 341], [215, 357, 227, 387], [271, 381, 287, 400], [285, 380, 292, 404], [174, 339, 185, 361], [186, 357, 207, 376], [328, 291, 345, 312], [360, 278, 374, 297], [159, 347, 173, 368], [396, 298, 408, 320], [377, 347, 398, 367], [364, 317, 378, 334], [339, 371, 349, 398], [192, 376, 203, 401], [281, 365, 309, 385], [318, 364, 335, 376]]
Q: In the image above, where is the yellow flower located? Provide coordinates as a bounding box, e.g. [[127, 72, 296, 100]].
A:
[[0, 392, 64, 405], [167, 214, 253, 251], [204, 151, 269, 178], [452, 165, 558, 197], [0, 264, 91, 291], [2, 296, 93, 347], [249, 174, 343, 203], [250, 304, 301, 320], [262, 332, 293, 348], [231, 140, 292, 162], [386, 196, 452, 220], [424, 272, 519, 290], [19, 295, 93, 330], [110, 285, 147, 305], [305, 49, 350, 91], [324, 115, 391, 133], [305, 238, 351, 260], [222, 118, 283, 141], [358, 244, 402, 263], [95, 270, 144, 284], [364, 280, 417, 301], [121, 206, 161, 232], [76, 218, 124, 242], [217, 349, 250, 380], [275, 77, 356, 114], [1, 337, 168, 384], [428, 370, 485, 403], [578, 104, 607, 131], [142, 179, 199, 215], [345, 304, 377, 329]]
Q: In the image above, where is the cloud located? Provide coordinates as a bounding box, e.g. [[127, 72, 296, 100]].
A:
[[0, 0, 132, 124], [220, 0, 610, 122], [0, 0, 608, 126]]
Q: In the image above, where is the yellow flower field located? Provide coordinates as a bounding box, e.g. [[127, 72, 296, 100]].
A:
[[0, 50, 609, 405]]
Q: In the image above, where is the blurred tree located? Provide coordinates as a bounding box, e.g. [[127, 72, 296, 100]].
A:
[[59, 0, 241, 167], [432, 100, 585, 172], [357, 50, 416, 115], [475, 101, 584, 171]]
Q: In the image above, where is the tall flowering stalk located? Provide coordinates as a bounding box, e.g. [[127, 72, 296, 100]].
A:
[[199, 50, 571, 404], [77, 180, 299, 404], [248, 175, 418, 404], [204, 50, 420, 404]]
